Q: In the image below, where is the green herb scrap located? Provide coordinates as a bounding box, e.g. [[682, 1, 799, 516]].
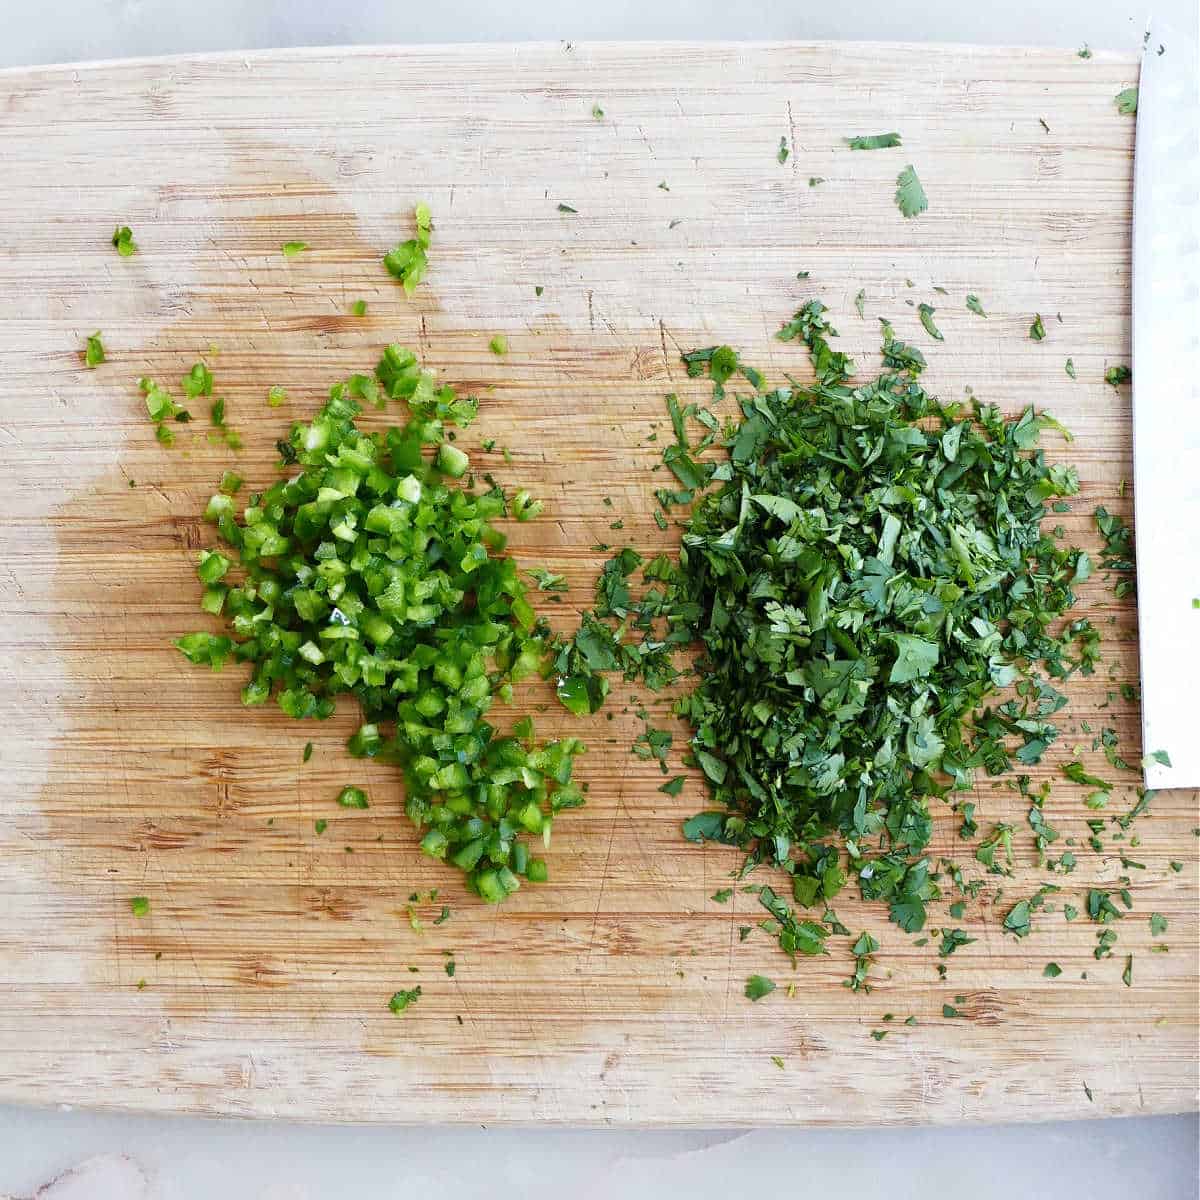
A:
[[1115, 88, 1138, 115], [917, 303, 944, 341], [745, 974, 776, 1001], [895, 166, 928, 218], [846, 132, 901, 150]]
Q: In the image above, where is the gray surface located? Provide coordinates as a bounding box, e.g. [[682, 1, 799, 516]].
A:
[[0, 1107, 1197, 1199], [0, 0, 1174, 66], [0, 1, 1197, 1196]]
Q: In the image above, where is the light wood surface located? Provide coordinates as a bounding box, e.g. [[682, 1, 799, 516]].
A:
[[0, 42, 1194, 1126]]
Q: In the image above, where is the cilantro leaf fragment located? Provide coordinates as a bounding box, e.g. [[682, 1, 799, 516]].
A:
[[846, 132, 901, 150], [966, 294, 987, 318], [281, 241, 308, 258], [745, 974, 776, 1001], [1115, 88, 1138, 114], [1029, 314, 1046, 341], [895, 166, 928, 218], [917, 303, 944, 341]]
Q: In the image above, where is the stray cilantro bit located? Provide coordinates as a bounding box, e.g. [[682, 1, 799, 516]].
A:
[[112, 225, 137, 256], [854, 288, 866, 318], [1149, 913, 1167, 935], [383, 203, 432, 295], [846, 132, 901, 150], [711, 888, 733, 904], [130, 896, 150, 917], [1104, 365, 1131, 387], [281, 241, 308, 258], [557, 203, 577, 213], [808, 177, 825, 187], [1065, 358, 1076, 379], [659, 776, 686, 797], [745, 974, 776, 1001], [771, 1055, 785, 1069], [1114, 88, 1138, 115], [1029, 314, 1046, 341], [388, 987, 421, 1014], [534, 285, 544, 297], [84, 332, 105, 368], [527, 567, 568, 592], [352, 299, 368, 317], [1094, 507, 1135, 598], [938, 928, 976, 957], [895, 165, 928, 218], [302, 741, 313, 763], [268, 385, 287, 407], [1122, 955, 1133, 987], [846, 931, 879, 993], [942, 1003, 963, 1018], [917, 303, 944, 341], [1078, 45, 1092, 59], [1142, 749, 1172, 769], [489, 335, 508, 357], [1043, 962, 1062, 978], [1003, 899, 1033, 938], [777, 137, 789, 165], [965, 294, 987, 318], [314, 819, 327, 834], [591, 102, 604, 120]]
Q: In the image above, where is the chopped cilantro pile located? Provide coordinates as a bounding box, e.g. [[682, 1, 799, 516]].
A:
[[175, 345, 585, 901], [558, 299, 1094, 946]]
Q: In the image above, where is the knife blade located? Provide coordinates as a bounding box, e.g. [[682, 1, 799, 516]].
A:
[[1132, 21, 1200, 789]]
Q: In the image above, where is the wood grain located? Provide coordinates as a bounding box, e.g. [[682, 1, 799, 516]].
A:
[[0, 42, 1194, 1126]]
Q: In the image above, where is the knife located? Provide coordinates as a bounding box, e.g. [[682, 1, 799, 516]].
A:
[[1132, 20, 1200, 789]]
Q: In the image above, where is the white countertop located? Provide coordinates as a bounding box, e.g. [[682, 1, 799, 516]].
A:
[[1, 2, 1196, 1196]]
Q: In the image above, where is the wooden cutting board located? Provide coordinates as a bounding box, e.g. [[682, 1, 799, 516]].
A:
[[0, 41, 1195, 1126]]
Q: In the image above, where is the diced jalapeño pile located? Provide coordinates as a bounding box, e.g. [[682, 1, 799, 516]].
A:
[[177, 345, 584, 900]]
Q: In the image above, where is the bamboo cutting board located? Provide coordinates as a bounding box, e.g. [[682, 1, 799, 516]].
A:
[[0, 42, 1195, 1126]]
